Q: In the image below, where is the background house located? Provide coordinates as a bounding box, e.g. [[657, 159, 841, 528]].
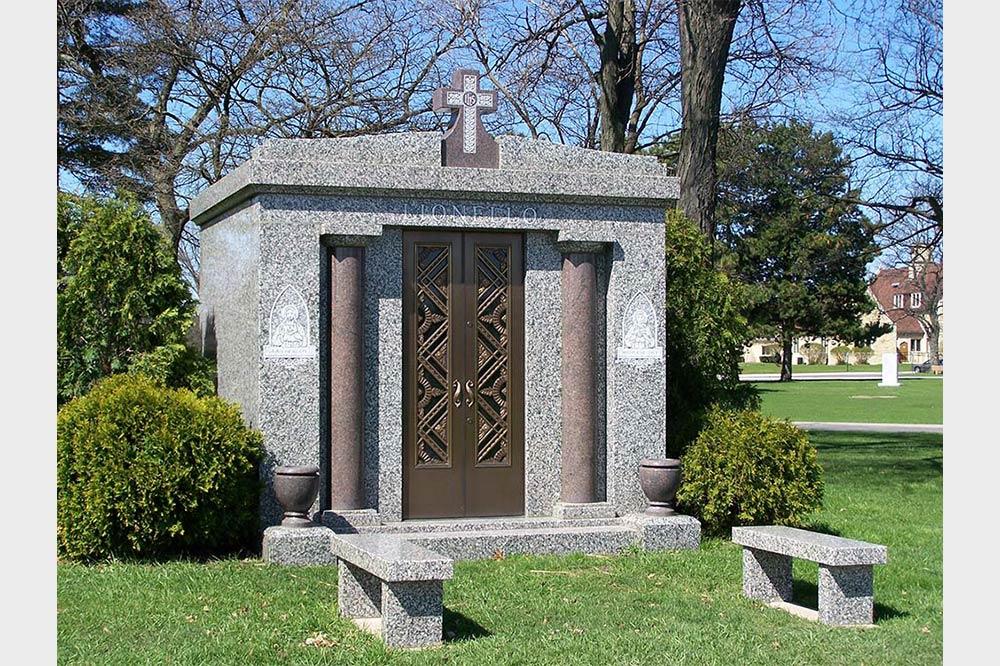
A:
[[743, 251, 944, 366], [867, 258, 944, 365]]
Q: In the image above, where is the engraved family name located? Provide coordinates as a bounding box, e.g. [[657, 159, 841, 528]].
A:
[[403, 201, 537, 224]]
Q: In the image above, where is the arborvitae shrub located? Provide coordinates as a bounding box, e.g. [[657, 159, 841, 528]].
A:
[[128, 342, 217, 397], [57, 374, 262, 560], [678, 408, 823, 535]]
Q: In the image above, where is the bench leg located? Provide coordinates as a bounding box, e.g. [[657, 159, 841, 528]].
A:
[[818, 564, 874, 626], [338, 560, 381, 620], [381, 580, 443, 649], [742, 547, 792, 602]]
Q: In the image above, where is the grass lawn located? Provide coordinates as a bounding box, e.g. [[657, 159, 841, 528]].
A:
[[57, 432, 942, 665], [741, 362, 913, 374], [754, 378, 942, 424]]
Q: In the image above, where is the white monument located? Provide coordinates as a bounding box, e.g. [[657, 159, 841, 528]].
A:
[[878, 352, 900, 387]]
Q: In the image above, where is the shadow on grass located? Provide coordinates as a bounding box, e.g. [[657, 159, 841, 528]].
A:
[[443, 607, 492, 643], [808, 433, 943, 482], [791, 578, 908, 623], [799, 522, 843, 537]]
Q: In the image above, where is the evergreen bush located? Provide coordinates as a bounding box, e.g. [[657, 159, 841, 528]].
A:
[[677, 408, 823, 535], [57, 374, 262, 560], [57, 192, 194, 403], [128, 343, 216, 397], [665, 211, 757, 454]]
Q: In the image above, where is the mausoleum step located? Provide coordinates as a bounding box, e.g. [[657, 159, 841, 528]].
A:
[[398, 525, 640, 561], [356, 516, 622, 535]]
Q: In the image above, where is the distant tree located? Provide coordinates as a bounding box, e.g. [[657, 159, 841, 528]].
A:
[[716, 120, 888, 381], [58, 192, 194, 402]]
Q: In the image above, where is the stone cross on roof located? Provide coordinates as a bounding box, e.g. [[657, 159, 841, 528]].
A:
[[432, 69, 499, 169]]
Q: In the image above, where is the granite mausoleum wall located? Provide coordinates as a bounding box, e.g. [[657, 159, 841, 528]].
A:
[[193, 133, 677, 527]]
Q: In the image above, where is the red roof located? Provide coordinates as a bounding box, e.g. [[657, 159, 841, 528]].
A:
[[869, 265, 942, 336]]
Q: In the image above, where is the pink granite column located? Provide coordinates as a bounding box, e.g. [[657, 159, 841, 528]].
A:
[[330, 246, 365, 509], [560, 252, 598, 503]]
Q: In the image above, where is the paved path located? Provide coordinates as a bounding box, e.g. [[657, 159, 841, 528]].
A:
[[740, 371, 932, 382], [792, 421, 943, 434]]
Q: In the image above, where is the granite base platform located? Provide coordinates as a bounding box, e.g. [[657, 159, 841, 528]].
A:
[[263, 513, 700, 565]]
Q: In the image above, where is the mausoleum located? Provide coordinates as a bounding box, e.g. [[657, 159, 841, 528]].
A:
[[191, 70, 697, 562]]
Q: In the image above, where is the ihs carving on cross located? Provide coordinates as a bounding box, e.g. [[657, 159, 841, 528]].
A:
[[432, 69, 499, 169]]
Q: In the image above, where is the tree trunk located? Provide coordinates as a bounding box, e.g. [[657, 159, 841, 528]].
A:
[[677, 0, 742, 237], [780, 331, 793, 382], [927, 328, 939, 365], [152, 173, 187, 258], [597, 0, 637, 153]]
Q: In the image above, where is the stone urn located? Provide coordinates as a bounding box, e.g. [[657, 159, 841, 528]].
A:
[[638, 458, 681, 516], [273, 465, 320, 528]]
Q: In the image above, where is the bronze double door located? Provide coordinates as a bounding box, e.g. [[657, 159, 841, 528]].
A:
[[403, 230, 525, 519]]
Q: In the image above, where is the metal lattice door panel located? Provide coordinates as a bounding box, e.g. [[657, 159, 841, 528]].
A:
[[403, 230, 524, 519]]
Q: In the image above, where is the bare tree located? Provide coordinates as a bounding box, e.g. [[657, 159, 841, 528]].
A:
[[458, 0, 839, 244], [836, 0, 942, 250], [459, 1, 681, 152], [59, 0, 461, 284]]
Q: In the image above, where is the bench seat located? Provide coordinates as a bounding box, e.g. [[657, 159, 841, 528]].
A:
[[331, 534, 454, 649], [731, 526, 887, 566], [731, 525, 888, 626], [330, 534, 453, 581]]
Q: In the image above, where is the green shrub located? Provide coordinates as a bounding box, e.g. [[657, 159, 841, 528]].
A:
[[853, 345, 874, 364], [830, 344, 852, 364], [57, 192, 194, 404], [128, 342, 216, 397], [57, 374, 263, 560], [800, 342, 826, 365], [677, 408, 823, 535], [665, 210, 758, 455]]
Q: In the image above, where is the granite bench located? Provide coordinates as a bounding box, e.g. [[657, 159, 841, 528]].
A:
[[331, 534, 454, 649], [731, 526, 888, 626]]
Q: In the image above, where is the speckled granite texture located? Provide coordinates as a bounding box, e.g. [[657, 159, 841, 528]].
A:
[[734, 526, 886, 626], [731, 526, 888, 566], [818, 564, 876, 626], [338, 560, 381, 619], [741, 547, 793, 602], [330, 534, 453, 581], [190, 134, 678, 225], [332, 532, 451, 649], [267, 516, 700, 565], [381, 580, 444, 649], [405, 525, 639, 561], [321, 509, 381, 532], [552, 502, 615, 520], [621, 513, 701, 551], [356, 516, 620, 534], [193, 132, 675, 528], [261, 526, 336, 565]]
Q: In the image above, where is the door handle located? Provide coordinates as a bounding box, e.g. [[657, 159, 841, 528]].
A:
[[453, 380, 461, 407], [465, 380, 474, 407]]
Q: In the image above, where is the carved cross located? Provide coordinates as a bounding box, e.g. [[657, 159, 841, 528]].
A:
[[432, 69, 499, 169]]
